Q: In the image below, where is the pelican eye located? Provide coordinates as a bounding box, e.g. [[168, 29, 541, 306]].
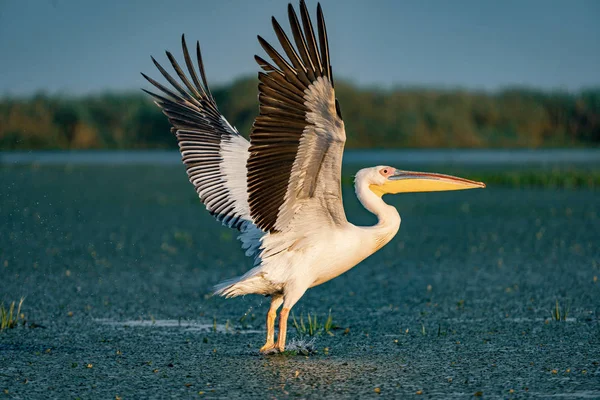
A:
[[379, 168, 389, 176]]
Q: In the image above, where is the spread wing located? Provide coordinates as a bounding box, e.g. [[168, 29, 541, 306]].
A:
[[248, 1, 347, 233], [142, 35, 263, 257]]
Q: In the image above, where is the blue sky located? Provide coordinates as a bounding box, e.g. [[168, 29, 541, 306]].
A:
[[0, 0, 598, 96]]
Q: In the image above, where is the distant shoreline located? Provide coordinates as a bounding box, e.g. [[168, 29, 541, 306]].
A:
[[1, 81, 599, 150]]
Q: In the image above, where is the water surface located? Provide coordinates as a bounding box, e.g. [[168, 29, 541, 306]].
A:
[[2, 148, 599, 166], [0, 163, 598, 398]]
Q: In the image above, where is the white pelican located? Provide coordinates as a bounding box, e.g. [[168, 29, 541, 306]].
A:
[[143, 0, 485, 353]]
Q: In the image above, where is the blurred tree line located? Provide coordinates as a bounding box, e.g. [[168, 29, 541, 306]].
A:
[[1, 77, 598, 149]]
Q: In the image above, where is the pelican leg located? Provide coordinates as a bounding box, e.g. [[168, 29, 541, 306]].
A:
[[275, 287, 307, 352], [276, 307, 291, 352], [259, 295, 283, 353]]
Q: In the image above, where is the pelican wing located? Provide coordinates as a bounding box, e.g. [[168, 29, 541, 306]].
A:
[[143, 36, 263, 256], [248, 1, 347, 233]]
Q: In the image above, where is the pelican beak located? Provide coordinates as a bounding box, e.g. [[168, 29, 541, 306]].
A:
[[370, 169, 486, 196]]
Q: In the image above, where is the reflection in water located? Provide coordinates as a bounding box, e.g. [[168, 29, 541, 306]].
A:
[[232, 350, 428, 397], [258, 355, 387, 396]]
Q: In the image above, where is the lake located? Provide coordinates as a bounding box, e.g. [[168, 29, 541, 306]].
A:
[[2, 148, 599, 166], [0, 155, 599, 398]]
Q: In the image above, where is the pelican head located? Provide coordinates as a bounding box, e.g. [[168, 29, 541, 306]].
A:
[[357, 166, 486, 197]]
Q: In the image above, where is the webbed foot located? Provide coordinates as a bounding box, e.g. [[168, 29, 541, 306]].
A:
[[259, 343, 279, 354]]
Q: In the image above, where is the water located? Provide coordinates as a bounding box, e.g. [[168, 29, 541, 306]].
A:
[[1, 160, 599, 398], [1, 148, 599, 166]]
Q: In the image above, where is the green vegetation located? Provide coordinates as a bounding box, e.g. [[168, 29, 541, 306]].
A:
[[0, 298, 24, 331], [461, 168, 600, 189], [291, 310, 336, 337], [551, 300, 570, 322], [1, 78, 598, 149], [339, 167, 600, 189]]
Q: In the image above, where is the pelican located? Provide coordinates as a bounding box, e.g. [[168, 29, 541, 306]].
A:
[[143, 0, 485, 353]]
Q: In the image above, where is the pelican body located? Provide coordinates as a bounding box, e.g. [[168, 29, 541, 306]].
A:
[[144, 0, 485, 353]]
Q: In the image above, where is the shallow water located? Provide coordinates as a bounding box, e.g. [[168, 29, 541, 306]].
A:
[[2, 148, 599, 166], [1, 164, 599, 398]]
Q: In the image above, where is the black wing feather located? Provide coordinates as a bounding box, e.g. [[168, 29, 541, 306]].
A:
[[248, 1, 344, 233], [142, 36, 253, 232]]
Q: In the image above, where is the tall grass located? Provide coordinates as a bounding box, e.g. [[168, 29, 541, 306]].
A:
[[1, 298, 25, 331], [291, 309, 336, 337], [551, 299, 570, 321]]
